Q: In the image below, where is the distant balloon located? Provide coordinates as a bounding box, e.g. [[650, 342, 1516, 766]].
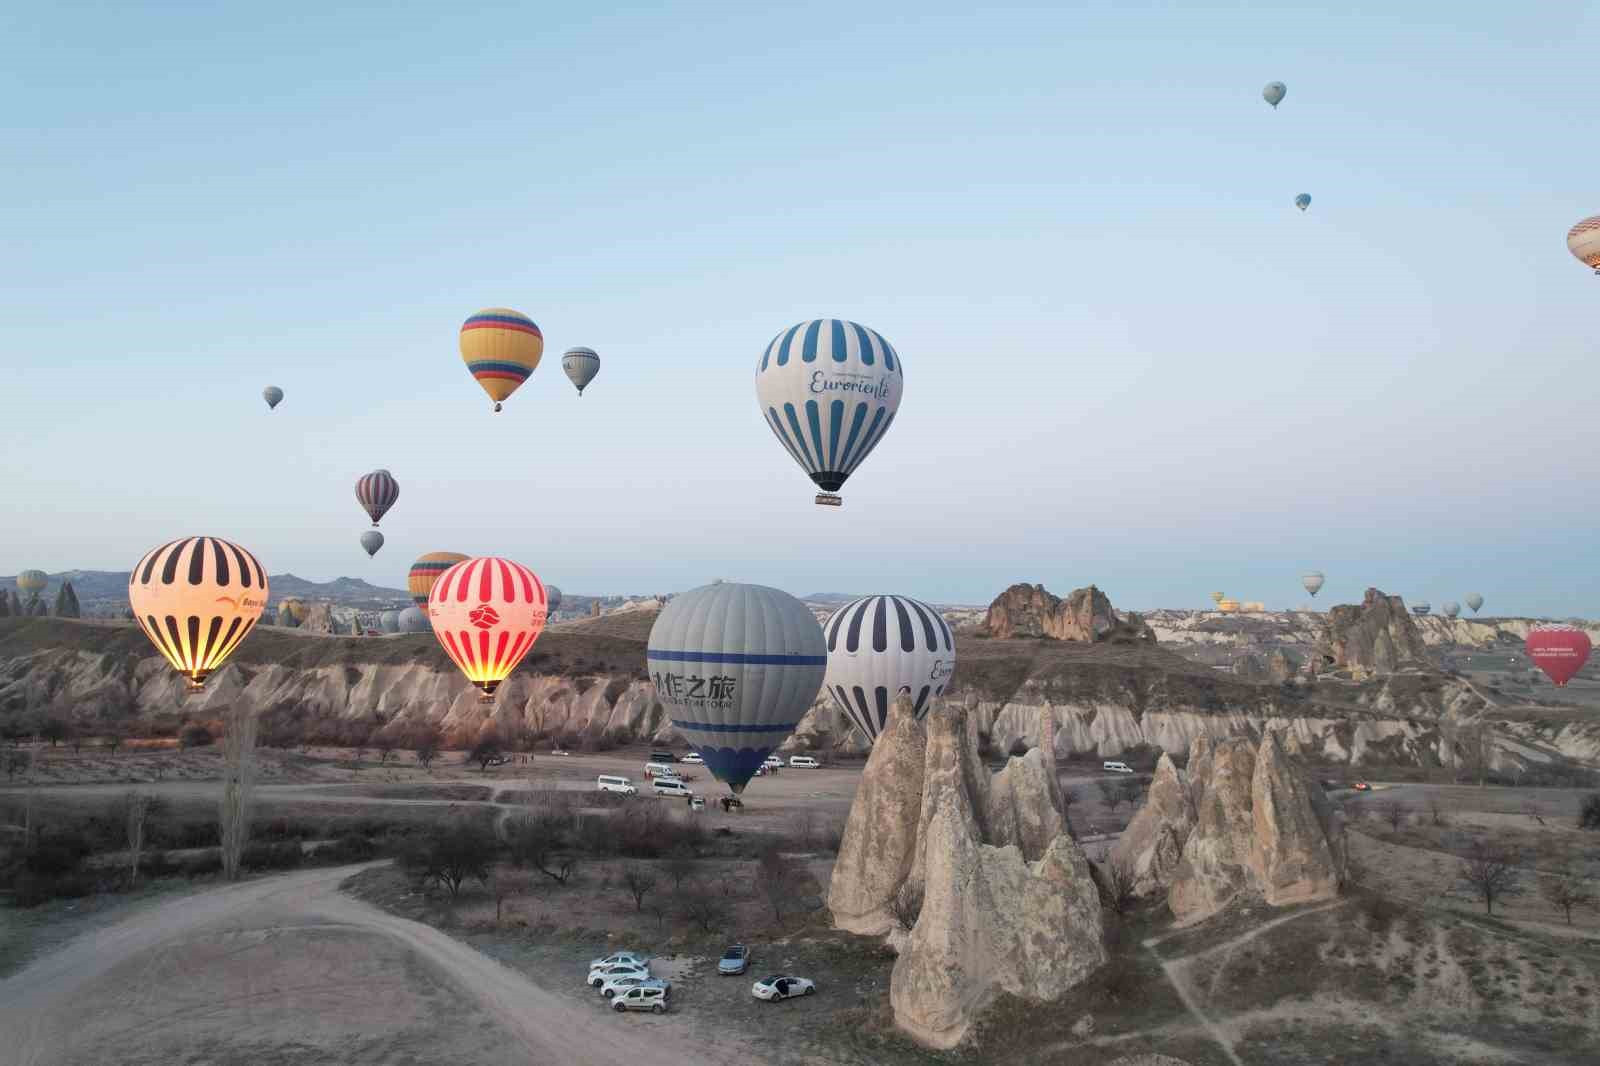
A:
[[1210, 591, 1225, 606], [379, 609, 401, 633], [561, 347, 600, 396], [128, 537, 267, 690], [823, 595, 956, 744], [1442, 601, 1460, 619], [1302, 571, 1325, 597], [262, 386, 284, 410], [756, 319, 903, 507], [1466, 593, 1484, 614], [16, 570, 48, 596], [1295, 194, 1312, 212], [1412, 601, 1431, 616], [398, 606, 430, 633], [355, 470, 399, 526], [647, 583, 826, 793], [1262, 81, 1287, 108], [409, 551, 470, 610], [1567, 216, 1600, 275], [360, 530, 384, 557], [546, 585, 563, 613], [277, 597, 306, 626], [1526, 625, 1592, 687], [428, 556, 550, 699], [460, 308, 544, 412]]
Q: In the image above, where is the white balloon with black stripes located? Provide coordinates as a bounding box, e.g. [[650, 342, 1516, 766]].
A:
[[823, 594, 956, 743]]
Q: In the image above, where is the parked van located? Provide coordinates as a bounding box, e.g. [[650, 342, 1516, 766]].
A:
[[788, 755, 820, 769], [1102, 761, 1134, 774], [644, 762, 678, 779], [652, 778, 693, 798], [649, 750, 676, 764], [597, 775, 637, 795]]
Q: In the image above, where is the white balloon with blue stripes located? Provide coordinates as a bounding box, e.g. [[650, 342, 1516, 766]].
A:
[[646, 582, 826, 793], [755, 318, 903, 504], [824, 594, 955, 743]]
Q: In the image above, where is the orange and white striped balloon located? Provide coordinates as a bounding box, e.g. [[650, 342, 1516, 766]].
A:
[[427, 556, 549, 699], [129, 537, 269, 690]]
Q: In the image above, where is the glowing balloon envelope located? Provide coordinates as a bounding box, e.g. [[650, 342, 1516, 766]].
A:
[[647, 583, 825, 793], [360, 530, 384, 557], [1567, 216, 1600, 275], [1526, 625, 1592, 687], [1466, 593, 1484, 614], [755, 319, 903, 507], [1302, 571, 1325, 597], [823, 595, 955, 743], [1295, 194, 1312, 212], [356, 470, 399, 526], [1262, 81, 1287, 108], [460, 308, 544, 412], [409, 551, 470, 610], [128, 537, 267, 690], [428, 556, 550, 699], [561, 347, 600, 396]]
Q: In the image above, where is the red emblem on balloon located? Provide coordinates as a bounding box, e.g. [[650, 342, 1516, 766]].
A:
[[470, 604, 500, 629], [1525, 626, 1592, 688]]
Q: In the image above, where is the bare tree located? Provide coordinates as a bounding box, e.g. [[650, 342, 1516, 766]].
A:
[[791, 810, 819, 850], [662, 847, 697, 892], [121, 791, 166, 887], [1114, 779, 1144, 811], [620, 865, 658, 912], [1097, 779, 1123, 813], [505, 812, 578, 885], [1460, 840, 1522, 915], [677, 885, 731, 933], [414, 727, 442, 770], [1426, 796, 1447, 827], [1099, 859, 1138, 917], [489, 868, 534, 924], [1379, 800, 1408, 832], [889, 884, 923, 933], [104, 731, 123, 756], [374, 737, 397, 766], [1059, 787, 1079, 831], [644, 894, 670, 933], [470, 735, 504, 771], [755, 847, 803, 924], [219, 705, 259, 881], [403, 821, 496, 897], [3, 748, 30, 781], [1521, 802, 1546, 827], [1539, 865, 1595, 925]]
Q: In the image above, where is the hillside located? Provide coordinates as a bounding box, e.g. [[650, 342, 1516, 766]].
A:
[[0, 570, 412, 614]]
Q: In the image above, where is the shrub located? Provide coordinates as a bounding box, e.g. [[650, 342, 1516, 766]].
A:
[[24, 828, 93, 876], [1580, 793, 1600, 831], [179, 723, 214, 749], [181, 852, 224, 877], [242, 840, 303, 871], [316, 833, 379, 863]]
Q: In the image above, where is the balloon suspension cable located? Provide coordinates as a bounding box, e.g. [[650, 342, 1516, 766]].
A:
[[815, 493, 842, 507]]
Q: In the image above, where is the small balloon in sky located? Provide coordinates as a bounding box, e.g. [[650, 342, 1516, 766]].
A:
[[1567, 216, 1600, 275], [1295, 194, 1312, 212], [1262, 81, 1287, 108], [262, 386, 284, 410], [561, 347, 600, 396], [360, 530, 384, 557]]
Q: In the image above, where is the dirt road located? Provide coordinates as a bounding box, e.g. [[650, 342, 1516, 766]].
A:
[[0, 864, 757, 1066]]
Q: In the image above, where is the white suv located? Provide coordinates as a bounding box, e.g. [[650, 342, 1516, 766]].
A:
[[653, 778, 693, 798], [597, 775, 637, 795], [611, 981, 670, 1014]]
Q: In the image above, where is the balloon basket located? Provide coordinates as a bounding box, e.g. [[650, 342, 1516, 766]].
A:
[[814, 493, 842, 507]]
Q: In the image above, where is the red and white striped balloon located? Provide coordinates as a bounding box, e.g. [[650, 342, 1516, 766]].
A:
[[427, 556, 549, 699]]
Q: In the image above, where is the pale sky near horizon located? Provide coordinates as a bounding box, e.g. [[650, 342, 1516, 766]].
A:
[[3, 2, 1596, 616]]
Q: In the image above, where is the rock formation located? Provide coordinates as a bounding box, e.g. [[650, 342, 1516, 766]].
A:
[[1310, 588, 1429, 679], [981, 583, 1154, 644], [298, 602, 337, 635], [1109, 753, 1194, 897], [1168, 736, 1258, 923], [52, 581, 80, 619], [832, 694, 1104, 1049]]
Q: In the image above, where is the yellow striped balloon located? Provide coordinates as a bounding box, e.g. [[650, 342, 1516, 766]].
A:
[[460, 308, 543, 411], [409, 551, 470, 610], [128, 537, 268, 690]]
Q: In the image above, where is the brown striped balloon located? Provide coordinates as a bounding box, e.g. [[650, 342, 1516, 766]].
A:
[[128, 537, 268, 690]]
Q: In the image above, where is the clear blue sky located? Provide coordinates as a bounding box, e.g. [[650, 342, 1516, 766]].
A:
[[3, 2, 1596, 616]]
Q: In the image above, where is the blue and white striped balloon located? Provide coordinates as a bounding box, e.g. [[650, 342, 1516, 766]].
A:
[[824, 594, 956, 743], [647, 582, 826, 793], [561, 346, 600, 396], [755, 319, 904, 504]]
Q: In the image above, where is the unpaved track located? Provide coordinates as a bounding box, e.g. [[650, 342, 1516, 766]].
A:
[[0, 864, 755, 1066]]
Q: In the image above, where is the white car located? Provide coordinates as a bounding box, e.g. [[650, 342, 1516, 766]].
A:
[[751, 974, 816, 1001], [762, 755, 783, 770], [597, 775, 637, 795], [680, 752, 704, 764], [788, 755, 819, 769], [599, 972, 669, 999], [552, 749, 571, 757], [590, 950, 649, 970], [611, 981, 670, 1014], [588, 962, 649, 988], [1102, 761, 1134, 774]]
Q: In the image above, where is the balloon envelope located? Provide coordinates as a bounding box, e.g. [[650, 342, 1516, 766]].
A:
[[1442, 601, 1460, 619], [379, 609, 401, 633], [460, 308, 543, 410], [1567, 216, 1600, 274], [647, 583, 825, 793], [1210, 591, 1225, 606], [262, 386, 283, 410], [428, 556, 550, 697], [409, 552, 470, 609], [356, 470, 399, 526], [128, 537, 267, 689], [1466, 593, 1484, 614], [561, 347, 600, 395], [1262, 81, 1286, 107], [16, 569, 47, 595], [398, 606, 430, 633], [1526, 625, 1592, 687], [1302, 571, 1324, 596], [1412, 601, 1431, 616], [360, 530, 384, 557], [755, 319, 903, 504], [1295, 194, 1312, 211], [823, 595, 955, 743]]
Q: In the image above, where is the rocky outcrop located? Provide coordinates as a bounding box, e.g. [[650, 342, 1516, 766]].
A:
[[981, 583, 1154, 644], [299, 602, 337, 635], [1311, 588, 1430, 679], [1250, 732, 1344, 907], [1169, 737, 1258, 923], [833, 697, 1104, 1049], [1109, 753, 1194, 896]]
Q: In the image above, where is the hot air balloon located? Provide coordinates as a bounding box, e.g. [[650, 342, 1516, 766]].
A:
[[128, 537, 267, 690], [823, 595, 956, 743], [277, 597, 306, 627], [1567, 216, 1600, 275], [546, 585, 563, 613], [262, 386, 283, 410], [1526, 625, 1592, 687], [428, 556, 549, 699], [16, 570, 48, 597], [647, 583, 825, 793], [1295, 194, 1312, 212], [460, 308, 544, 412], [1466, 593, 1484, 614], [409, 551, 470, 610], [755, 319, 903, 507], [355, 470, 398, 526], [1210, 591, 1225, 607], [561, 347, 600, 396], [1262, 81, 1287, 108], [398, 606, 430, 633], [379, 609, 401, 634], [360, 530, 384, 557], [1302, 571, 1325, 597], [1412, 601, 1431, 616], [1442, 601, 1461, 619]]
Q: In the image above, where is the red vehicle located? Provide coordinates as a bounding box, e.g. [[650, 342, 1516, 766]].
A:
[[1352, 781, 1372, 792]]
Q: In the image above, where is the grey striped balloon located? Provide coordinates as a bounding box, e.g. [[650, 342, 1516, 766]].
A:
[[823, 594, 955, 743]]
